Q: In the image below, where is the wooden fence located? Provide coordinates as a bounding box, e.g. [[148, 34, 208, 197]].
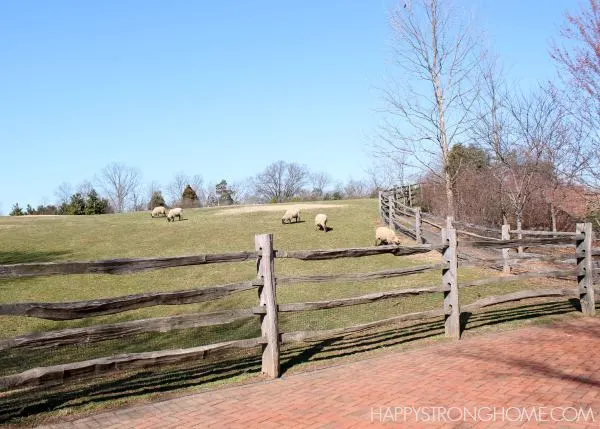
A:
[[0, 200, 597, 391]]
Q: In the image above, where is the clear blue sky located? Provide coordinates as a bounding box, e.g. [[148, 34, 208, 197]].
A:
[[0, 0, 576, 213]]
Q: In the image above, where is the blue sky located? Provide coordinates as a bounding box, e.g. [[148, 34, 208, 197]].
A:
[[0, 0, 576, 213]]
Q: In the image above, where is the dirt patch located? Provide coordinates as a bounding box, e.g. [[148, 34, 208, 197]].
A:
[[213, 203, 347, 216]]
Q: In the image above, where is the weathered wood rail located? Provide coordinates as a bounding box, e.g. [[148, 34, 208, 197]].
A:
[[0, 213, 596, 391]]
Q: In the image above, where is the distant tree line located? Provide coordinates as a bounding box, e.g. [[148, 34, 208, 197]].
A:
[[10, 188, 110, 216], [9, 160, 394, 216]]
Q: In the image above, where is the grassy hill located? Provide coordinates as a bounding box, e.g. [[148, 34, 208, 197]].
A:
[[0, 199, 588, 425]]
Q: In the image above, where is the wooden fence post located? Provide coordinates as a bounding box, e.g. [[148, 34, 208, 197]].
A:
[[255, 233, 280, 377], [408, 185, 413, 207], [415, 207, 422, 244], [502, 224, 510, 275], [446, 216, 454, 229], [378, 190, 383, 220], [576, 223, 595, 316], [441, 227, 460, 339], [388, 193, 395, 230], [517, 220, 523, 255]]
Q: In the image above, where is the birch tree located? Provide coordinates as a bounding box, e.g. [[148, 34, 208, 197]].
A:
[[376, 0, 481, 218]]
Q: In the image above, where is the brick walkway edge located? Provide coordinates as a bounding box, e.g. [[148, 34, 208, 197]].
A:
[[40, 318, 600, 428]]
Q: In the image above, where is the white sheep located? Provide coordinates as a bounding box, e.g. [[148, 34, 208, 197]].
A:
[[281, 207, 300, 224], [151, 206, 166, 217], [166, 207, 183, 222], [314, 213, 328, 232], [375, 226, 401, 246]]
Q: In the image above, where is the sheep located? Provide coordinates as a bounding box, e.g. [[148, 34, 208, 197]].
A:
[[314, 213, 328, 232], [166, 207, 183, 222], [151, 206, 166, 218], [281, 207, 300, 224], [375, 226, 402, 246]]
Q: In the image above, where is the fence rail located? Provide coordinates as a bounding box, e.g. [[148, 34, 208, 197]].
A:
[[0, 202, 597, 393]]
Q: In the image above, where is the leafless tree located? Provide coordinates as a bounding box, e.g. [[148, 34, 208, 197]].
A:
[[309, 171, 331, 197], [54, 182, 73, 206], [344, 178, 370, 199], [551, 0, 600, 188], [76, 180, 94, 199], [375, 0, 482, 218], [474, 69, 574, 229], [166, 172, 190, 206], [366, 157, 409, 192], [97, 163, 141, 213], [190, 174, 206, 206], [130, 181, 146, 211], [229, 179, 256, 204], [253, 161, 309, 202]]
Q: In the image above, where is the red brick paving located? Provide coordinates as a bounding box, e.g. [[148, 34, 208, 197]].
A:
[[39, 318, 600, 428]]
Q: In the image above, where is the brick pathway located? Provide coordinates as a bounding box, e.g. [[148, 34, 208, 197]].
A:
[[40, 318, 600, 428]]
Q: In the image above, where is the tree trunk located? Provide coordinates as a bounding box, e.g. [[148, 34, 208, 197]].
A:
[[550, 202, 557, 234]]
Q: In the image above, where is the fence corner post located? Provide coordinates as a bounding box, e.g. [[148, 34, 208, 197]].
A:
[[415, 207, 422, 244], [441, 227, 460, 339], [576, 223, 595, 316], [502, 224, 511, 275], [388, 193, 395, 230], [255, 233, 280, 377]]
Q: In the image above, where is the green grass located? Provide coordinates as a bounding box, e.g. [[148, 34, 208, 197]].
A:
[[0, 198, 591, 426]]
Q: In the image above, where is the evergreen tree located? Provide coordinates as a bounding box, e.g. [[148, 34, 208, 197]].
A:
[[85, 189, 109, 215], [9, 203, 24, 216], [215, 180, 234, 206], [181, 185, 198, 208], [148, 191, 166, 210], [68, 193, 86, 215]]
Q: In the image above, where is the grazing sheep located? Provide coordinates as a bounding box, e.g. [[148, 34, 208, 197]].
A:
[[314, 213, 328, 232], [166, 207, 183, 222], [281, 207, 300, 224], [151, 206, 167, 218], [375, 226, 401, 246]]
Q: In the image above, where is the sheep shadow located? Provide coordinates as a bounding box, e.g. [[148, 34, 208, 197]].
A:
[[315, 226, 333, 232], [282, 220, 306, 224]]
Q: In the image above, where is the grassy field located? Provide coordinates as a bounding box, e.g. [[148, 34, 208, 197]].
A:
[[0, 198, 592, 426]]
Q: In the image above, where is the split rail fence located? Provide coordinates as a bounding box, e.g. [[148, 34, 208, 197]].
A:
[[0, 201, 597, 392]]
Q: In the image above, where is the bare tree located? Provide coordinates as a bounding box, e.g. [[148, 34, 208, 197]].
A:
[[551, 0, 600, 188], [366, 157, 409, 192], [254, 161, 309, 202], [309, 171, 331, 197], [344, 178, 370, 199], [97, 163, 141, 213], [190, 174, 206, 206], [229, 179, 256, 204], [376, 0, 481, 218], [551, 0, 599, 111], [474, 70, 573, 229], [76, 180, 94, 198], [166, 172, 190, 206], [130, 181, 146, 211], [54, 182, 73, 206]]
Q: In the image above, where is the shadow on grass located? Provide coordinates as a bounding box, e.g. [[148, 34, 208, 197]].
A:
[[0, 299, 586, 425], [0, 250, 71, 265]]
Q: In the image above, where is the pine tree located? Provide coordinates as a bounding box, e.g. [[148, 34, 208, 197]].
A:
[[181, 185, 198, 208], [9, 203, 24, 216], [85, 189, 109, 215], [148, 191, 166, 210]]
